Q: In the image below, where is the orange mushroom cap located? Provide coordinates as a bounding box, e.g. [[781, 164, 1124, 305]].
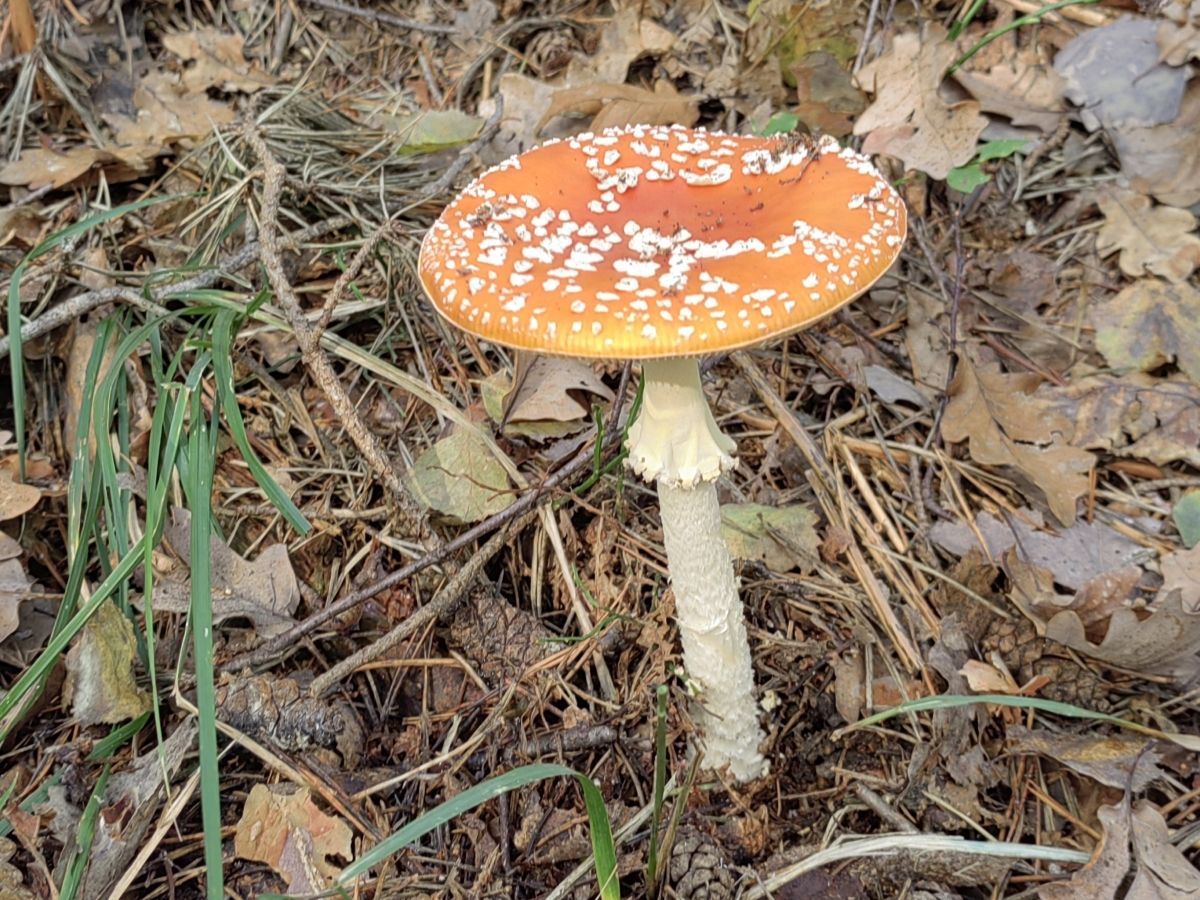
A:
[[418, 125, 906, 359]]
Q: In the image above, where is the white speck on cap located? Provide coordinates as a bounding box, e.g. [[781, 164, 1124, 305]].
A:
[[419, 125, 907, 358]]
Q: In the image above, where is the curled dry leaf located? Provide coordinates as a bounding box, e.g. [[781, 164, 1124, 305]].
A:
[[929, 509, 1145, 592], [853, 25, 988, 179], [159, 27, 274, 93], [537, 80, 700, 133], [499, 353, 614, 428], [80, 723, 196, 897], [0, 559, 31, 645], [63, 599, 151, 726], [1095, 188, 1200, 283], [953, 50, 1067, 133], [1039, 801, 1130, 899], [1044, 589, 1200, 680], [941, 358, 1094, 525], [234, 784, 352, 894], [149, 508, 301, 636], [1160, 544, 1200, 612], [1091, 279, 1200, 384], [564, 6, 675, 84], [1006, 726, 1165, 791], [1042, 799, 1200, 899], [0, 145, 151, 191], [1127, 800, 1200, 898]]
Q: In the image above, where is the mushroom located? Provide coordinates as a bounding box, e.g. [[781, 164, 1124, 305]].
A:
[[418, 125, 907, 781]]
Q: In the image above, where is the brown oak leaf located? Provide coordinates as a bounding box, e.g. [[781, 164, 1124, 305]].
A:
[[853, 25, 988, 178]]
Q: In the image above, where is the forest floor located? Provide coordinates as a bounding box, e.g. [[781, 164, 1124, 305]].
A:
[[1, 0, 1199, 898]]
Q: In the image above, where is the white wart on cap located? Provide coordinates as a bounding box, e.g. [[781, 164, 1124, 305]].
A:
[[418, 124, 907, 358]]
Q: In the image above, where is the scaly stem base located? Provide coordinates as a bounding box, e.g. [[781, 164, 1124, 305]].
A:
[[658, 477, 767, 782]]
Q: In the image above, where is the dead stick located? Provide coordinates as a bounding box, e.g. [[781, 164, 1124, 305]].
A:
[[309, 509, 538, 697], [222, 362, 632, 673], [0, 217, 351, 360], [246, 128, 427, 530]]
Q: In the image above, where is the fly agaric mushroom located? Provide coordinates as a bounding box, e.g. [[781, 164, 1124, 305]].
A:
[[418, 124, 906, 781]]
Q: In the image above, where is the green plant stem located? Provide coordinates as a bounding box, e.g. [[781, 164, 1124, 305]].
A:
[[946, 0, 1101, 76]]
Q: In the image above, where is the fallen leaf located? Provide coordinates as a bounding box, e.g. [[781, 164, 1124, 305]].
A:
[[721, 502, 819, 573], [1055, 17, 1189, 132], [0, 465, 40, 522], [1174, 491, 1200, 549], [63, 599, 151, 726], [0, 559, 30, 645], [1128, 801, 1200, 898], [1055, 21, 1200, 207], [1035, 373, 1200, 466], [160, 27, 274, 93], [930, 511, 1144, 592], [1161, 544, 1200, 611], [1091, 279, 1200, 384], [500, 353, 614, 426], [0, 533, 20, 561], [864, 364, 929, 407], [565, 7, 675, 84], [0, 836, 35, 900], [1096, 189, 1200, 283], [65, 291, 119, 463], [407, 425, 514, 524], [789, 51, 867, 137], [961, 659, 1021, 694], [1007, 726, 1164, 791], [538, 80, 700, 133], [148, 508, 302, 635], [853, 25, 988, 178], [903, 286, 952, 398], [0, 596, 55, 668], [941, 358, 1094, 525], [1039, 802, 1129, 899], [831, 650, 865, 723], [953, 52, 1067, 132], [234, 784, 352, 893], [0, 145, 150, 191], [1045, 589, 1200, 680], [480, 72, 577, 164], [375, 110, 483, 152], [105, 70, 237, 149]]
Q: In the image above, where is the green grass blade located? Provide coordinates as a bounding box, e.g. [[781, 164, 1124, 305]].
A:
[[58, 764, 111, 899], [6, 195, 176, 478], [187, 387, 225, 900], [834, 693, 1200, 751], [211, 309, 310, 534], [339, 763, 619, 899]]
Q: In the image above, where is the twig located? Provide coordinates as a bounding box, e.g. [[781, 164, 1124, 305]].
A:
[[222, 367, 632, 674], [299, 0, 458, 35], [246, 127, 427, 530], [0, 217, 350, 361], [309, 508, 538, 696]]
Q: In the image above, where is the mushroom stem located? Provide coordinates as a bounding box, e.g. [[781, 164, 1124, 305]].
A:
[[628, 358, 767, 782]]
